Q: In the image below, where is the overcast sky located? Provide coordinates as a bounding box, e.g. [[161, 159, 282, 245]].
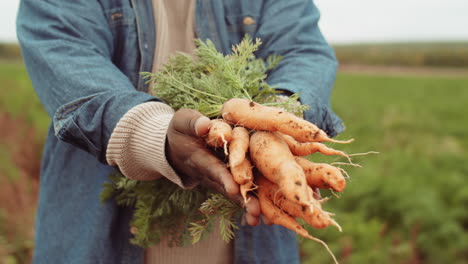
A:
[[1, 0, 467, 44]]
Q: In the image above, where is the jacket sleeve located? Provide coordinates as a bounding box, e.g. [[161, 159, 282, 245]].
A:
[[17, 0, 159, 163], [256, 0, 344, 137]]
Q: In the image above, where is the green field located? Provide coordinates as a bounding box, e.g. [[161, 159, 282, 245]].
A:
[[334, 42, 468, 68], [1, 61, 468, 263], [4, 42, 468, 69], [302, 73, 468, 263]]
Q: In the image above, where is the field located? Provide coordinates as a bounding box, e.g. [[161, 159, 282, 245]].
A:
[[1, 56, 468, 263], [0, 61, 45, 263], [334, 42, 468, 68], [301, 72, 468, 264]]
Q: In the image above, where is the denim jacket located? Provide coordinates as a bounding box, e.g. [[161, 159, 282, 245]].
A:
[[17, 0, 343, 263]]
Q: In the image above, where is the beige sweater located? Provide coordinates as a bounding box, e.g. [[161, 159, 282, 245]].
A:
[[106, 0, 233, 263]]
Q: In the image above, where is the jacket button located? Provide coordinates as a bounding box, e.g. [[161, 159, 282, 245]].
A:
[[243, 16, 256, 25]]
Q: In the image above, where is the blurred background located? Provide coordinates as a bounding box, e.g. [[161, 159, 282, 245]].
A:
[[1, 0, 467, 263]]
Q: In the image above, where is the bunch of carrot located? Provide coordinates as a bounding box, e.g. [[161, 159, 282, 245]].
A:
[[203, 98, 355, 264], [131, 37, 363, 261]]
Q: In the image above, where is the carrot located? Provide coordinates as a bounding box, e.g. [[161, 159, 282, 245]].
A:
[[228, 126, 250, 167], [276, 132, 352, 161], [240, 180, 256, 204], [230, 157, 253, 186], [257, 175, 315, 214], [257, 176, 341, 231], [221, 98, 353, 144], [295, 156, 347, 192], [249, 131, 314, 208], [257, 180, 316, 238], [257, 177, 338, 264], [205, 119, 233, 155]]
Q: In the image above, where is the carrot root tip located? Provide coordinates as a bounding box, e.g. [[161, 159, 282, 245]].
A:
[[330, 219, 343, 232], [348, 151, 380, 157], [338, 167, 351, 179], [331, 161, 362, 168], [330, 190, 341, 198], [221, 135, 229, 156], [327, 137, 355, 144], [324, 211, 335, 216], [318, 197, 330, 204], [306, 235, 339, 264]]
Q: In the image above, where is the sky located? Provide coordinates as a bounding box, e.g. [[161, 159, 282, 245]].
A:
[[314, 0, 468, 43], [1, 0, 467, 44]]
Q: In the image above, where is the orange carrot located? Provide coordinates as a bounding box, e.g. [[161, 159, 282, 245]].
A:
[[295, 156, 347, 192], [221, 98, 353, 144], [230, 157, 253, 186], [257, 175, 316, 215], [257, 177, 338, 264], [205, 119, 233, 155], [276, 132, 351, 161], [240, 180, 256, 204], [257, 180, 315, 239], [228, 126, 250, 167], [257, 176, 341, 231], [249, 131, 314, 208]]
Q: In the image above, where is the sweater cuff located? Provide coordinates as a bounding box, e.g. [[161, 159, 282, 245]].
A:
[[106, 102, 186, 188]]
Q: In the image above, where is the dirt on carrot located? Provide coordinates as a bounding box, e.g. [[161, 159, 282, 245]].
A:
[[295, 156, 347, 192]]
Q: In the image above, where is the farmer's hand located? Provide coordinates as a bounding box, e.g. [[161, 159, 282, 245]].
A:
[[166, 109, 260, 226]]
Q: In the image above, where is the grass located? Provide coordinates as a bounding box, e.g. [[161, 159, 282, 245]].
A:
[[301, 73, 468, 264], [4, 42, 468, 69], [0, 61, 45, 264], [0, 61, 48, 183], [333, 42, 468, 68], [0, 61, 50, 141], [1, 60, 468, 263]]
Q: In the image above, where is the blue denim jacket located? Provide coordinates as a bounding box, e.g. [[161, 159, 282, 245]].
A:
[[17, 0, 343, 263]]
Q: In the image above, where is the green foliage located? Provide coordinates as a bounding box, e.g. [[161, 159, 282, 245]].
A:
[[143, 36, 307, 117], [101, 172, 242, 247], [189, 194, 240, 244]]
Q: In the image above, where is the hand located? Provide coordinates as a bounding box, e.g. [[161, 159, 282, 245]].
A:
[[166, 109, 260, 226]]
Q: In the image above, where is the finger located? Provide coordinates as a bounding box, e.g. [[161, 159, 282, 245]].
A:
[[195, 116, 211, 137], [199, 176, 226, 195], [172, 109, 208, 137], [244, 196, 260, 217], [190, 149, 239, 195], [215, 168, 239, 196], [245, 213, 260, 226], [199, 176, 246, 209]]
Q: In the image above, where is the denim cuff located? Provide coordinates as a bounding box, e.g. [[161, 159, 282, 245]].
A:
[[303, 102, 345, 138]]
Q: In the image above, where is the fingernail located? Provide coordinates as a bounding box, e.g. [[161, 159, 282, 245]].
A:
[[195, 116, 210, 136]]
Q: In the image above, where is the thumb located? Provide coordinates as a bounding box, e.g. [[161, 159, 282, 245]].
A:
[[172, 109, 211, 137]]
